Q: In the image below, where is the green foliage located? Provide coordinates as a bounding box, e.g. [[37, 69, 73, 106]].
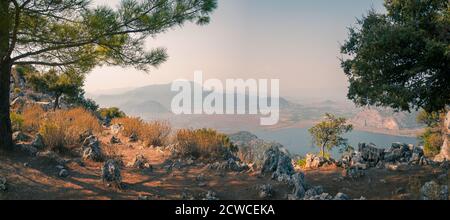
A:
[[296, 158, 307, 168], [420, 128, 443, 157], [417, 110, 442, 127], [308, 113, 353, 158], [7, 0, 218, 73], [65, 90, 99, 112], [98, 107, 126, 120], [10, 112, 24, 131], [340, 0, 450, 113], [26, 68, 84, 109]]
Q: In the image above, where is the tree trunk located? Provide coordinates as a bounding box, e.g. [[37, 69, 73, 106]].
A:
[[437, 111, 450, 161], [53, 94, 60, 111], [0, 61, 13, 150], [0, 0, 12, 150], [321, 144, 326, 158]]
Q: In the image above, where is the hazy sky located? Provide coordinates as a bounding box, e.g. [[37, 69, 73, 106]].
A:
[[85, 0, 384, 100]]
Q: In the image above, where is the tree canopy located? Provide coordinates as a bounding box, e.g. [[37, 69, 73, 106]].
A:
[[308, 113, 353, 158], [340, 0, 449, 113], [0, 0, 217, 149]]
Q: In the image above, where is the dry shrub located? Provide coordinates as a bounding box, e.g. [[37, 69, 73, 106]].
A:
[[112, 117, 171, 147], [39, 108, 101, 151], [103, 144, 123, 163], [111, 117, 144, 137], [141, 121, 171, 147], [22, 104, 45, 131], [174, 128, 237, 160]]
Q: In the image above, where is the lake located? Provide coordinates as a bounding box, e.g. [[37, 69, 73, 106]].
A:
[[253, 128, 419, 158]]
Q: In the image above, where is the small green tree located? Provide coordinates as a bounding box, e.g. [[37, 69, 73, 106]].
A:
[[417, 109, 446, 157], [98, 107, 126, 120], [308, 113, 353, 158], [26, 69, 84, 111]]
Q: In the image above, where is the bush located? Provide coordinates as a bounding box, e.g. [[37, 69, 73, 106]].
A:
[[10, 112, 24, 131], [13, 87, 21, 94], [420, 128, 443, 157], [98, 107, 126, 120], [111, 117, 171, 146], [111, 117, 144, 137], [296, 158, 307, 168], [141, 121, 171, 147], [174, 128, 237, 160], [39, 108, 101, 151], [22, 104, 45, 131]]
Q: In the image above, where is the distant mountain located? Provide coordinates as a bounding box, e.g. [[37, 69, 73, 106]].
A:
[[91, 83, 423, 134]]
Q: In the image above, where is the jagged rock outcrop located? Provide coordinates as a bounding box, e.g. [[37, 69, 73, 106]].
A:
[[128, 154, 151, 169], [102, 159, 122, 187], [420, 181, 449, 200], [82, 135, 104, 162], [31, 134, 45, 149], [0, 177, 6, 191], [229, 131, 294, 179], [207, 157, 249, 172], [340, 142, 430, 170]]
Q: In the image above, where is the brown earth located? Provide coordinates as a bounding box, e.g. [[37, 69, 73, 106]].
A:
[[0, 132, 448, 200]]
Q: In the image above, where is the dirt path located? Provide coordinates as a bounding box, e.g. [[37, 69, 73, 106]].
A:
[[1, 140, 448, 200]]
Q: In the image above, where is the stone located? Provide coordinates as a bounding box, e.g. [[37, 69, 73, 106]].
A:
[[58, 169, 69, 178], [334, 192, 350, 200], [258, 184, 273, 199], [203, 191, 219, 200], [420, 181, 449, 200], [15, 144, 38, 156], [207, 158, 249, 172], [359, 143, 384, 163], [0, 177, 6, 191], [304, 193, 333, 200], [342, 167, 365, 179], [261, 146, 294, 180], [290, 172, 307, 200], [82, 135, 104, 162], [304, 186, 324, 199], [305, 154, 326, 169], [101, 159, 122, 188], [110, 124, 123, 135], [129, 133, 138, 142], [128, 154, 150, 169], [12, 131, 30, 142], [110, 136, 121, 144], [31, 134, 45, 149], [384, 148, 403, 162]]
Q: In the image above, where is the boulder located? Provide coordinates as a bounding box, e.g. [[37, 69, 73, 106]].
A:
[[110, 136, 121, 144], [304, 193, 333, 200], [12, 131, 30, 142], [0, 177, 6, 191], [207, 158, 249, 172], [304, 186, 324, 199], [258, 184, 273, 199], [358, 143, 384, 163], [384, 148, 403, 162], [261, 146, 295, 180], [342, 167, 365, 179], [31, 134, 45, 149], [15, 144, 38, 156], [334, 192, 350, 200], [102, 159, 122, 187], [110, 124, 123, 135], [58, 169, 69, 178], [128, 154, 151, 169], [129, 133, 138, 142], [203, 191, 219, 200], [82, 135, 104, 162], [290, 172, 307, 200], [420, 181, 449, 200], [305, 154, 326, 169]]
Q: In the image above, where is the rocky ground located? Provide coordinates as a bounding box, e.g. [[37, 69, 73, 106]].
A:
[[1, 130, 449, 200]]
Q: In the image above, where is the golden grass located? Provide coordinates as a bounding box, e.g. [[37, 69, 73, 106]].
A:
[[22, 104, 45, 132], [174, 128, 237, 160], [39, 108, 101, 151], [111, 117, 171, 147]]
